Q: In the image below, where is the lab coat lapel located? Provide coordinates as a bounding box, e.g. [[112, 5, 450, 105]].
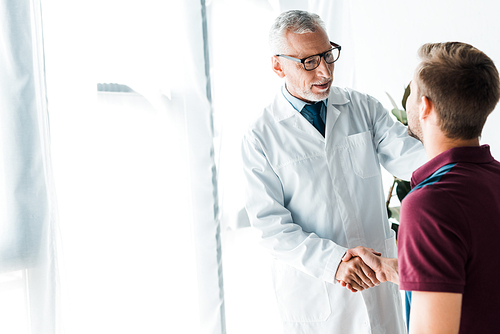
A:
[[294, 113, 325, 140], [271, 87, 351, 140], [325, 87, 350, 137], [325, 104, 340, 138], [272, 93, 325, 140]]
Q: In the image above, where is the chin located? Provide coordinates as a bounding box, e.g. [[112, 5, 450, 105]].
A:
[[407, 127, 422, 142], [304, 89, 330, 102]]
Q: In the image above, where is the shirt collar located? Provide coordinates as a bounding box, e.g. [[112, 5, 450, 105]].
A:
[[411, 144, 494, 188]]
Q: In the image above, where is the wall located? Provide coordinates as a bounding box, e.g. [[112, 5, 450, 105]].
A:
[[348, 0, 500, 158]]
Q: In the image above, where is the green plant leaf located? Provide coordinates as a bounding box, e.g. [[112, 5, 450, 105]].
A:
[[395, 179, 411, 201], [388, 206, 401, 222], [386, 92, 399, 110], [402, 83, 411, 111], [391, 108, 407, 125], [391, 221, 399, 240]]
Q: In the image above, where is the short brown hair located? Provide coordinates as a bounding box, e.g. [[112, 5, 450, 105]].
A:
[[415, 42, 500, 139]]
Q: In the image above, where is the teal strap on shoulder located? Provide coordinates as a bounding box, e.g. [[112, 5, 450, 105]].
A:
[[409, 163, 456, 195]]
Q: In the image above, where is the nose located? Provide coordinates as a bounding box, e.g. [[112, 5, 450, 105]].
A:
[[315, 56, 333, 78]]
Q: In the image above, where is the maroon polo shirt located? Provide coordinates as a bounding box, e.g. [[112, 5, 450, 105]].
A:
[[399, 145, 500, 333]]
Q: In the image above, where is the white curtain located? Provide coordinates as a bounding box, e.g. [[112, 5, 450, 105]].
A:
[[0, 0, 60, 333], [2, 0, 225, 333], [45, 0, 224, 332]]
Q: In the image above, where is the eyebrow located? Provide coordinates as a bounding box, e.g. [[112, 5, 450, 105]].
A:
[[301, 45, 334, 59]]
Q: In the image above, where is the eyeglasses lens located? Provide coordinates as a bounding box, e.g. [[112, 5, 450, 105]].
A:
[[324, 50, 335, 63], [304, 57, 320, 70], [304, 48, 340, 70]]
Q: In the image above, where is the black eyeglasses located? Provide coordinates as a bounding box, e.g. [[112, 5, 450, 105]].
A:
[[276, 42, 341, 71]]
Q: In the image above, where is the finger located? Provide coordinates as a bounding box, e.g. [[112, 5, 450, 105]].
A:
[[354, 246, 383, 259], [352, 257, 380, 286], [359, 263, 380, 286], [358, 264, 380, 288], [346, 283, 358, 293], [336, 259, 369, 289], [345, 269, 371, 290], [355, 274, 372, 289], [355, 247, 381, 258], [352, 259, 377, 288], [342, 250, 353, 262], [347, 277, 366, 291], [344, 247, 379, 262], [361, 262, 382, 287], [367, 248, 382, 256]]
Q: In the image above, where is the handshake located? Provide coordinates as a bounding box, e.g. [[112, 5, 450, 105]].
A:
[[335, 246, 399, 293]]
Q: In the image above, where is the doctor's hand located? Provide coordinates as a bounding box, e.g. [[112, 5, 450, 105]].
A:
[[342, 246, 399, 286], [335, 248, 381, 293]]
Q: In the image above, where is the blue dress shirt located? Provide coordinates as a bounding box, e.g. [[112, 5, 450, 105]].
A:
[[281, 85, 327, 125]]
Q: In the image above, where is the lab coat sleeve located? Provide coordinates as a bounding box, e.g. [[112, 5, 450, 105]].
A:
[[368, 96, 426, 180], [241, 133, 348, 283]]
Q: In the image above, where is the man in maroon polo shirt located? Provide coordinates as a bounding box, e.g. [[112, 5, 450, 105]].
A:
[[340, 42, 500, 333]]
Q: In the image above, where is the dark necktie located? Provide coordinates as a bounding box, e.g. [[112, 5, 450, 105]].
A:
[[303, 102, 325, 137]]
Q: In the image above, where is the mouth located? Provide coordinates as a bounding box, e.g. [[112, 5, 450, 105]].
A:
[[313, 80, 331, 91]]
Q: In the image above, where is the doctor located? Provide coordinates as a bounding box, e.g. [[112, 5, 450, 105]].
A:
[[241, 10, 425, 334]]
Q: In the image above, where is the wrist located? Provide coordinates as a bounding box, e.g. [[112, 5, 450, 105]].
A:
[[382, 258, 399, 285]]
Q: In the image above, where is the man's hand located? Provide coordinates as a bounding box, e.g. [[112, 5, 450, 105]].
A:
[[335, 249, 381, 293], [342, 246, 399, 285]]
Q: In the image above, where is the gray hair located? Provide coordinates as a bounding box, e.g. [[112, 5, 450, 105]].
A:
[[269, 10, 327, 55]]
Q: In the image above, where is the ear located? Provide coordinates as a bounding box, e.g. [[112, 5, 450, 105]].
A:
[[272, 56, 286, 78], [419, 96, 433, 120]]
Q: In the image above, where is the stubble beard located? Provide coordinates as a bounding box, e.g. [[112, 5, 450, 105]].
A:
[[302, 83, 331, 102], [407, 125, 423, 143]]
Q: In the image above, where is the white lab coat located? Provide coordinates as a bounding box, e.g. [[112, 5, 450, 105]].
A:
[[242, 86, 425, 334]]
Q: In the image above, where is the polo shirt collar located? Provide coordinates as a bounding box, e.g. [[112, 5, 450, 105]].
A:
[[411, 144, 494, 188]]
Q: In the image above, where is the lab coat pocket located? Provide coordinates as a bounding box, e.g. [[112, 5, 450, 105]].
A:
[[272, 261, 331, 322], [346, 131, 380, 179], [384, 230, 397, 258]]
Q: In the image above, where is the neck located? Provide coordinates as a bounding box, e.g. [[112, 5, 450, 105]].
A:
[[424, 133, 480, 160]]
